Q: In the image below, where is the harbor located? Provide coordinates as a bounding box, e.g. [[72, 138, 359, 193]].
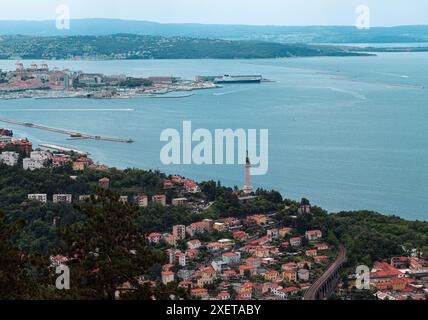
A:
[[0, 118, 134, 143]]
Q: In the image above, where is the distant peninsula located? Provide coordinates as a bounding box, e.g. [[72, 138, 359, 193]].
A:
[[0, 34, 372, 60]]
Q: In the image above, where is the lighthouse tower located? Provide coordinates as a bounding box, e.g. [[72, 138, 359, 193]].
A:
[[243, 151, 254, 194]]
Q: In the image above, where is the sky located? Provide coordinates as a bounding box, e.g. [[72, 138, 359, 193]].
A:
[[0, 0, 427, 26]]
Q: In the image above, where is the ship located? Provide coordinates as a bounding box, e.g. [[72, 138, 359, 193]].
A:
[[213, 75, 262, 84]]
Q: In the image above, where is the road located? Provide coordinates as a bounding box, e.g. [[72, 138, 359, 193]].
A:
[[304, 244, 347, 300]]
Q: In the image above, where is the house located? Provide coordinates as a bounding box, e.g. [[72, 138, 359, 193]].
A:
[[390, 257, 409, 269], [98, 177, 110, 189], [255, 247, 270, 258], [223, 217, 241, 228], [282, 262, 297, 271], [222, 269, 237, 280], [314, 256, 329, 264], [152, 194, 167, 206], [290, 237, 302, 247], [53, 194, 72, 204], [247, 214, 268, 226], [297, 261, 313, 269], [72, 161, 86, 171], [191, 288, 209, 299], [305, 249, 318, 257], [53, 156, 72, 167], [222, 252, 241, 265], [234, 282, 253, 299], [28, 194, 47, 203], [239, 265, 257, 277], [279, 227, 293, 238], [172, 198, 188, 206], [161, 271, 175, 285], [246, 257, 261, 268], [283, 270, 297, 283], [147, 232, 163, 244], [315, 243, 329, 251], [264, 270, 280, 282], [213, 222, 226, 232], [163, 233, 176, 246], [232, 230, 250, 241], [305, 230, 323, 241], [0, 151, 19, 166], [198, 267, 217, 286], [217, 291, 231, 300], [186, 221, 208, 236], [187, 239, 202, 250], [298, 269, 310, 281], [183, 179, 200, 193]]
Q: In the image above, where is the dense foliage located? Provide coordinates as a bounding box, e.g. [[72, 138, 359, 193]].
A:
[[0, 34, 369, 60]]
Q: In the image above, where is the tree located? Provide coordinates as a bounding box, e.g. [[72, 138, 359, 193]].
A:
[[58, 189, 164, 300], [0, 211, 47, 299]]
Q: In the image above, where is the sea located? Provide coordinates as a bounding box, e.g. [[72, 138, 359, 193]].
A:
[[0, 52, 427, 221]]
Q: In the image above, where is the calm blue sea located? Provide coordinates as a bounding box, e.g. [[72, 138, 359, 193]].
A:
[[0, 53, 427, 220]]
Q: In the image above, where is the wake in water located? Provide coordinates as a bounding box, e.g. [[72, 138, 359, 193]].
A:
[[213, 88, 254, 96], [0, 108, 135, 112], [372, 71, 410, 78]]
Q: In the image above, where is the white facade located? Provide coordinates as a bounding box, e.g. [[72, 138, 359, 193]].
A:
[[28, 194, 48, 203], [53, 194, 72, 204], [23, 158, 45, 171], [0, 152, 19, 166], [30, 150, 51, 162]]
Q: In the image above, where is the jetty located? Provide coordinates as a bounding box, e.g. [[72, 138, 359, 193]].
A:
[[0, 118, 134, 143]]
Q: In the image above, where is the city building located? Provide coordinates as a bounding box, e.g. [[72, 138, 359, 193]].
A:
[[53, 194, 72, 204], [23, 158, 45, 171], [0, 151, 19, 166], [187, 239, 202, 250], [28, 194, 47, 203], [173, 225, 186, 241], [222, 252, 241, 265], [305, 230, 323, 241], [135, 194, 148, 208], [172, 198, 188, 206], [153, 194, 167, 206]]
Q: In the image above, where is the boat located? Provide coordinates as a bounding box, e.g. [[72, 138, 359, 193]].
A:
[[214, 75, 262, 84]]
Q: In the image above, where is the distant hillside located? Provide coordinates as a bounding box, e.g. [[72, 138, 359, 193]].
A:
[[0, 34, 369, 60], [0, 19, 428, 43]]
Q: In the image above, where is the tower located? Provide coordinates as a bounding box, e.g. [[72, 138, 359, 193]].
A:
[[243, 151, 254, 194]]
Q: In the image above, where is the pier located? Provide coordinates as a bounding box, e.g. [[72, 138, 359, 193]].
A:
[[0, 118, 134, 143]]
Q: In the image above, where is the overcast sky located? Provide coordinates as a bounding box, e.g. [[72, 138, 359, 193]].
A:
[[1, 0, 427, 26]]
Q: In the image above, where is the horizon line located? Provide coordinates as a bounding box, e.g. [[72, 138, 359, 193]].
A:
[[0, 18, 427, 28]]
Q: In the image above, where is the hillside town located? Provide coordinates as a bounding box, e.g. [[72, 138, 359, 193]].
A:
[[0, 62, 218, 100], [146, 213, 334, 300], [1, 127, 427, 301]]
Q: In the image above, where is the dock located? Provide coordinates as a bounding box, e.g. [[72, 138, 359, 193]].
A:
[[0, 118, 134, 143]]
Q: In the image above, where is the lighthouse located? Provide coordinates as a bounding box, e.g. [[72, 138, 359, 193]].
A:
[[243, 151, 254, 194]]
